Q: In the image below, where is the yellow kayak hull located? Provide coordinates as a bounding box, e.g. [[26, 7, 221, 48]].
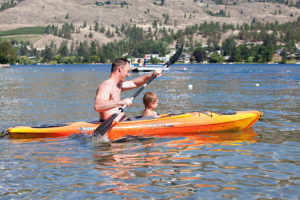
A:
[[7, 110, 262, 140]]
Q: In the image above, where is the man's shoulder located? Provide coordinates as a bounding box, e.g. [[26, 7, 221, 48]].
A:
[[99, 79, 113, 87], [96, 80, 111, 91]]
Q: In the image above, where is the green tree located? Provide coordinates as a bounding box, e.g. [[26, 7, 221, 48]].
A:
[[100, 25, 105, 33], [42, 46, 53, 62], [76, 41, 89, 62], [238, 44, 250, 62], [125, 25, 144, 42], [40, 41, 56, 62], [280, 48, 288, 63], [222, 36, 236, 56], [192, 46, 207, 63], [150, 56, 160, 64], [18, 56, 33, 65], [254, 45, 273, 63], [94, 21, 99, 32], [19, 44, 29, 56], [106, 29, 111, 38], [209, 52, 222, 63], [60, 22, 74, 39], [0, 41, 17, 64], [89, 55, 100, 63], [230, 47, 241, 62], [151, 40, 168, 56], [89, 40, 97, 56], [64, 56, 76, 64], [58, 41, 69, 57]]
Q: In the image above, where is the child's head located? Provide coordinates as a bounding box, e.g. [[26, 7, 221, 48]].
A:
[[143, 92, 158, 109]]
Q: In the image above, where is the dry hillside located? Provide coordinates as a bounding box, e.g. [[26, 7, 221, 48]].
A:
[[0, 0, 299, 49]]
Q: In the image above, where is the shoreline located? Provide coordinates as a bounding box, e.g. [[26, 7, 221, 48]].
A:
[[7, 62, 300, 67]]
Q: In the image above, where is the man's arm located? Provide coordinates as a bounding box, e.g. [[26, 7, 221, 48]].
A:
[[94, 83, 132, 112], [122, 70, 162, 91]]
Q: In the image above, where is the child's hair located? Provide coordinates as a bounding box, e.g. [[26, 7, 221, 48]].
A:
[[143, 92, 158, 107]]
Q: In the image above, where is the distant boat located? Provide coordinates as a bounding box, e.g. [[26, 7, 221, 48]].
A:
[[131, 54, 169, 72], [130, 65, 169, 72]]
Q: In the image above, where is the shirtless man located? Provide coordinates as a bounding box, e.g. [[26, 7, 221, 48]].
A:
[[94, 58, 161, 122]]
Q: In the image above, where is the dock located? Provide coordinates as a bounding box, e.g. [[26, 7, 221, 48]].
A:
[[0, 64, 10, 68]]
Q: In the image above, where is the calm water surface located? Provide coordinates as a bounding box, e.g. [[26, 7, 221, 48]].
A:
[[0, 64, 299, 199]]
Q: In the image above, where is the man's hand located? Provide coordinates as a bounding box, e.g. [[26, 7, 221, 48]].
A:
[[153, 69, 162, 78], [120, 98, 133, 106]]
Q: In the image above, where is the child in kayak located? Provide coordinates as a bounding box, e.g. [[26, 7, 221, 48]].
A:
[[142, 91, 159, 118]]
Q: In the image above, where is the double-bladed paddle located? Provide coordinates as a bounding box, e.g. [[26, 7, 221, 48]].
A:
[[93, 45, 184, 138]]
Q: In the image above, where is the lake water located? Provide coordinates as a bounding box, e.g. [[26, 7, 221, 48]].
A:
[[0, 64, 299, 199]]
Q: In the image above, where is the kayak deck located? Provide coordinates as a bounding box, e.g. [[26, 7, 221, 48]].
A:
[[7, 110, 262, 140]]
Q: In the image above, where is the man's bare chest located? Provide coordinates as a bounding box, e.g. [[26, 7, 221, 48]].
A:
[[109, 87, 121, 101]]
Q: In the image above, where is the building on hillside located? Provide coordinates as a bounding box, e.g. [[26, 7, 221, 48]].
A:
[[144, 54, 158, 60], [275, 50, 282, 55], [157, 56, 168, 62], [184, 54, 191, 63]]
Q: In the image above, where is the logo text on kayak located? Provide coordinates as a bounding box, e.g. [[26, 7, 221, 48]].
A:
[[79, 127, 96, 132]]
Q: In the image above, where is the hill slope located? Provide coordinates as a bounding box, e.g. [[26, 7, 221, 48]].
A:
[[1, 0, 299, 28], [0, 0, 300, 49]]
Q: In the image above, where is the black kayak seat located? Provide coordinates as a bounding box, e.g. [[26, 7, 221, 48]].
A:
[[219, 111, 236, 115], [31, 123, 68, 128], [126, 116, 155, 121]]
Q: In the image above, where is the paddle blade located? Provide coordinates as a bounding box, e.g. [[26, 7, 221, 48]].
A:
[[168, 44, 184, 66], [93, 113, 118, 137]]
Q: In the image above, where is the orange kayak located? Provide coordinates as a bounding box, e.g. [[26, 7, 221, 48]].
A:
[[6, 110, 262, 140]]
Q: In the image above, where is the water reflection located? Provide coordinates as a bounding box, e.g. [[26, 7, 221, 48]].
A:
[[91, 128, 259, 197], [88, 129, 298, 199]]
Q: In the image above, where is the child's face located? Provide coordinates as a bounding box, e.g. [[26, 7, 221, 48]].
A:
[[152, 99, 158, 109]]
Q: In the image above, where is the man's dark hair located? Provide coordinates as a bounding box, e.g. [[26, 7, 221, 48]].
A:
[[111, 58, 129, 73]]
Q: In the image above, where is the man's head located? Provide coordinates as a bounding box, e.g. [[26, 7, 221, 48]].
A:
[[111, 58, 129, 73], [111, 58, 130, 82]]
